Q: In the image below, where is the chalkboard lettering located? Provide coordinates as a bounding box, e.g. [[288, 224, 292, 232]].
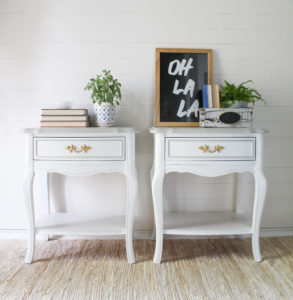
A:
[[168, 58, 194, 76], [173, 79, 195, 97], [156, 49, 212, 127], [177, 99, 199, 118]]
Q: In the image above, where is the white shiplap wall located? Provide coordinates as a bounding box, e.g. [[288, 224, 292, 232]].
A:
[[0, 0, 292, 232]]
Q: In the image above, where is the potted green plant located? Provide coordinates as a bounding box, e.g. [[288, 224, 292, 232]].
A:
[[84, 69, 121, 127], [220, 80, 266, 108]]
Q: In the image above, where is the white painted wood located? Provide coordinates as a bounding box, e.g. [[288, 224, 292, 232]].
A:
[[199, 108, 253, 128], [36, 214, 126, 235], [34, 138, 125, 161], [151, 133, 165, 264], [150, 127, 266, 135], [24, 128, 138, 264], [23, 133, 35, 264], [23, 169, 35, 264], [1, 227, 293, 240], [125, 132, 138, 264], [150, 127, 267, 263], [166, 137, 255, 161], [252, 133, 268, 262], [24, 127, 137, 136], [252, 169, 267, 262], [164, 212, 252, 235]]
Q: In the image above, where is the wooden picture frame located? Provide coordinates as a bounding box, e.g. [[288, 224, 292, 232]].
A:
[[155, 48, 213, 127]]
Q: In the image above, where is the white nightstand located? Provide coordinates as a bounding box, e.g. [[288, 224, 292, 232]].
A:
[[150, 127, 267, 264], [23, 127, 138, 264]]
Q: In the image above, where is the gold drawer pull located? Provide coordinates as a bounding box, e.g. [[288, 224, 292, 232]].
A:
[[65, 144, 92, 153], [198, 144, 224, 153]]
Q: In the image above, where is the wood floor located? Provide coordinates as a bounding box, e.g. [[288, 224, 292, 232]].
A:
[[0, 237, 292, 299]]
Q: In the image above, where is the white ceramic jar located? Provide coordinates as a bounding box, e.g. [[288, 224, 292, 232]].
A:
[[93, 102, 116, 127]]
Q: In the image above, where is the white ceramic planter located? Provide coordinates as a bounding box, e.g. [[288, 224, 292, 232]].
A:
[[94, 102, 116, 127]]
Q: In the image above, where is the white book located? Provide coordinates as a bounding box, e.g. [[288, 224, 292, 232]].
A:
[[207, 85, 213, 108], [41, 109, 88, 116]]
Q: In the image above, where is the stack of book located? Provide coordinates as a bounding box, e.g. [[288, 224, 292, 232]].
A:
[[202, 84, 220, 108], [40, 109, 89, 128]]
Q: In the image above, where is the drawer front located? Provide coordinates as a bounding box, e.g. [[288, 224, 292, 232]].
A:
[[165, 137, 256, 161], [34, 137, 125, 161]]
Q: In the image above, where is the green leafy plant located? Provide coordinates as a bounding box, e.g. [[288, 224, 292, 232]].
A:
[[220, 80, 266, 108], [84, 70, 122, 105]]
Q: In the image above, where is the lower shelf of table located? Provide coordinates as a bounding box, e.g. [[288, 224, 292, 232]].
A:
[[35, 213, 126, 236], [163, 212, 252, 235]]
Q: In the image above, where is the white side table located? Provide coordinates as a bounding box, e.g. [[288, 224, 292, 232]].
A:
[[150, 127, 267, 264], [23, 127, 138, 264]]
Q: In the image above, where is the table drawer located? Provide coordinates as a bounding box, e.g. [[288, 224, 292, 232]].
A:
[[34, 137, 125, 161], [165, 137, 256, 161]]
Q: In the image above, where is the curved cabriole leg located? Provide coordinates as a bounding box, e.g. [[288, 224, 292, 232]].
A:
[[150, 169, 156, 242], [125, 171, 137, 264], [23, 169, 35, 264], [252, 170, 267, 262], [151, 173, 164, 264]]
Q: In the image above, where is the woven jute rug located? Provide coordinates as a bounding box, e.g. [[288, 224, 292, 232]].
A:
[[0, 237, 292, 299]]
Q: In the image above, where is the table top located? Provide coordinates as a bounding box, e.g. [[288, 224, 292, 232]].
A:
[[24, 127, 138, 137], [149, 127, 267, 136]]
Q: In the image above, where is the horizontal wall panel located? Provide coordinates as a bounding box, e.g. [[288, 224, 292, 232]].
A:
[[1, 43, 293, 62], [0, 0, 292, 231], [0, 0, 239, 14], [239, 0, 293, 15]]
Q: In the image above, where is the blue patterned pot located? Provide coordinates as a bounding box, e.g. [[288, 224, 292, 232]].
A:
[[94, 102, 116, 127]]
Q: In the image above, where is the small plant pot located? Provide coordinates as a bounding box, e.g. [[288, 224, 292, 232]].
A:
[[93, 102, 116, 127]]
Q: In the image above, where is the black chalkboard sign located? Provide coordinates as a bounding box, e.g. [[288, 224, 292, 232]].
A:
[[155, 48, 212, 127]]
